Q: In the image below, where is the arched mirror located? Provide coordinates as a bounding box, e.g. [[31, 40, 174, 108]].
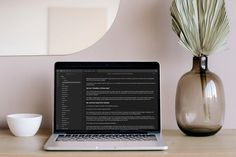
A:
[[0, 0, 120, 55]]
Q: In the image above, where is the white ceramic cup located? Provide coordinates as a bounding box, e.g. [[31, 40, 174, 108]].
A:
[[7, 113, 42, 137]]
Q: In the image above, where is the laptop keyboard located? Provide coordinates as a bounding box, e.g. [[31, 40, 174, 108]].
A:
[[56, 134, 157, 142]]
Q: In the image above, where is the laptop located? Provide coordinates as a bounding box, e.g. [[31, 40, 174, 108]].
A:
[[44, 62, 168, 150]]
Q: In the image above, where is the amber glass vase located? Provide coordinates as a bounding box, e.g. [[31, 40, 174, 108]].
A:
[[176, 55, 225, 136]]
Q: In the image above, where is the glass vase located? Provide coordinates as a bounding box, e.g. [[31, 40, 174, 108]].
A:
[[176, 55, 225, 136]]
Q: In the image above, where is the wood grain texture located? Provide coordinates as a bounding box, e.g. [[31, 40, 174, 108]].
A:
[[0, 129, 236, 157]]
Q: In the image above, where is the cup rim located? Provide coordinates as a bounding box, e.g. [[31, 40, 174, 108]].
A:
[[7, 113, 42, 119]]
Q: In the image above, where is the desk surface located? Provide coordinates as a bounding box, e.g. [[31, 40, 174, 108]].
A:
[[0, 129, 236, 157]]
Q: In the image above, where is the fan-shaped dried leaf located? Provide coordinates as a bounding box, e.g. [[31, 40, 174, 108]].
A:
[[171, 0, 229, 56]]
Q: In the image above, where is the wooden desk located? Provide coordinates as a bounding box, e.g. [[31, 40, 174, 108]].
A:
[[0, 129, 236, 157]]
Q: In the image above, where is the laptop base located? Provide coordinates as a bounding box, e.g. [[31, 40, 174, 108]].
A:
[[44, 133, 168, 150]]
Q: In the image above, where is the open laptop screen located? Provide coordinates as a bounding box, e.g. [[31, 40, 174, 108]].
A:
[[54, 62, 160, 133]]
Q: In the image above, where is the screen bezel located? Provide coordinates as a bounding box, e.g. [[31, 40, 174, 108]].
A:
[[54, 62, 161, 134]]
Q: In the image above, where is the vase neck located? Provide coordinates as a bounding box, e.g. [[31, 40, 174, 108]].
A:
[[191, 55, 208, 72]]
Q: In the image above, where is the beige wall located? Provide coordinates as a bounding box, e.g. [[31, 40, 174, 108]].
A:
[[0, 0, 235, 129]]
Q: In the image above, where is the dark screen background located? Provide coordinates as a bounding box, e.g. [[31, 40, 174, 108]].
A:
[[55, 65, 160, 133]]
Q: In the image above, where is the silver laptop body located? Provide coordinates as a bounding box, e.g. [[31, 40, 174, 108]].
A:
[[44, 62, 168, 150]]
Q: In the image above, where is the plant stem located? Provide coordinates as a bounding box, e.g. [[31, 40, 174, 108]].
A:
[[199, 56, 210, 121]]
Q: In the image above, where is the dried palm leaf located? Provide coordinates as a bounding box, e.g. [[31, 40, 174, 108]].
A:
[[171, 0, 230, 56]]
